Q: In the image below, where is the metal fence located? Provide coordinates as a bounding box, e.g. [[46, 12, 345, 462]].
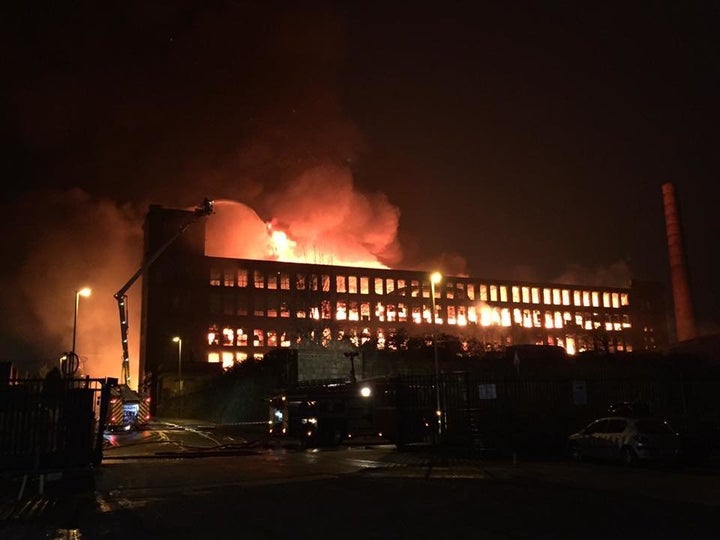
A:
[[0, 377, 112, 472], [392, 371, 720, 456]]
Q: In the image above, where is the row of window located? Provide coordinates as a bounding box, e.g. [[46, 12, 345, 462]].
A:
[[209, 268, 631, 309], [210, 292, 631, 331], [204, 325, 633, 369], [208, 306, 630, 349]]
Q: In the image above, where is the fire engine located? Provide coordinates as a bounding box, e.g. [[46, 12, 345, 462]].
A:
[[106, 198, 214, 431], [267, 376, 434, 448]]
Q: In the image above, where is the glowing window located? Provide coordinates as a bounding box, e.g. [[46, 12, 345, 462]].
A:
[[321, 300, 331, 319], [310, 274, 318, 291], [236, 329, 248, 347], [545, 311, 554, 328], [280, 273, 290, 290], [360, 277, 369, 294], [360, 302, 371, 321], [573, 291, 581, 306], [411, 280, 420, 297], [531, 288, 540, 304], [223, 268, 235, 287], [375, 302, 385, 322], [267, 331, 278, 348], [554, 312, 563, 328], [522, 287, 530, 304], [321, 275, 330, 292], [480, 284, 488, 301], [397, 279, 406, 294], [222, 328, 234, 346], [386, 304, 396, 322], [348, 276, 357, 294], [253, 329, 264, 347], [500, 286, 508, 302], [456, 305, 467, 325], [237, 269, 248, 288], [512, 286, 520, 303], [397, 303, 407, 322], [254, 271, 265, 289], [612, 293, 620, 308], [349, 301, 359, 321], [467, 284, 475, 301], [500, 308, 511, 327], [267, 295, 277, 317], [280, 302, 290, 318], [543, 288, 551, 305], [221, 352, 234, 369], [207, 325, 220, 345], [386, 278, 395, 294], [562, 290, 570, 306], [582, 291, 590, 307], [336, 301, 347, 321], [552, 289, 561, 305], [296, 274, 306, 290], [513, 308, 522, 325], [208, 352, 220, 363], [210, 268, 221, 287], [591, 291, 599, 307], [445, 284, 454, 300], [620, 293, 629, 306], [490, 285, 498, 302], [603, 292, 611, 308], [375, 278, 384, 294], [456, 283, 465, 300]]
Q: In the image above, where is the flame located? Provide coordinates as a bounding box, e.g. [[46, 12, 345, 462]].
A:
[[207, 200, 392, 268], [268, 226, 296, 259], [206, 165, 401, 269]]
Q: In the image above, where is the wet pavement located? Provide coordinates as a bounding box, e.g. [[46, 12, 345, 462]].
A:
[[3, 422, 720, 539]]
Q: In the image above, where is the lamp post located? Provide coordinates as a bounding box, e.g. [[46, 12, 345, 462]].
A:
[[430, 271, 442, 440], [172, 336, 183, 393], [72, 287, 92, 356]]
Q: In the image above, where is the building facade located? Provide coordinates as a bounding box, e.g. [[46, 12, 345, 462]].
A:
[[139, 205, 668, 405]]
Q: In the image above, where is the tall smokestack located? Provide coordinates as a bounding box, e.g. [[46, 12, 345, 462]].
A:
[[661, 182, 697, 342]]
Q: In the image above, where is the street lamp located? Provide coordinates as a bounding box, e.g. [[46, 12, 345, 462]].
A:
[[172, 336, 183, 393], [72, 287, 92, 356], [430, 271, 442, 440]]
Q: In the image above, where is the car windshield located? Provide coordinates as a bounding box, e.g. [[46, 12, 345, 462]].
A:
[[635, 418, 674, 434]]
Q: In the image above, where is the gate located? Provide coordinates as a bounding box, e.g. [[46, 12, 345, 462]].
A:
[[0, 377, 112, 472]]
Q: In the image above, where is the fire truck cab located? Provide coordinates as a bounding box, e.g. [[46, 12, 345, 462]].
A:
[[268, 377, 434, 448]]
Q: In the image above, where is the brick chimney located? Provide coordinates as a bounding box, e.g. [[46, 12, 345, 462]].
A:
[[661, 182, 697, 342]]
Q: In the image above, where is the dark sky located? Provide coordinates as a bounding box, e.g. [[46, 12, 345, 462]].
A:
[[1, 1, 718, 374]]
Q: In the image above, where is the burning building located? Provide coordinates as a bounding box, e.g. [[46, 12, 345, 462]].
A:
[[138, 203, 668, 409]]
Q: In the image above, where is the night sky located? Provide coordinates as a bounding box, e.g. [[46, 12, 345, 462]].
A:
[[2, 2, 718, 376]]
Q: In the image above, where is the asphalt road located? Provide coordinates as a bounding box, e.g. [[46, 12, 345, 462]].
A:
[[3, 421, 720, 539]]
